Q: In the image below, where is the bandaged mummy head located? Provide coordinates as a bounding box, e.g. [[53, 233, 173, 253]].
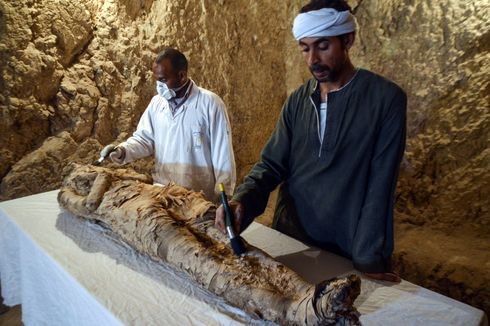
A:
[[292, 8, 358, 40]]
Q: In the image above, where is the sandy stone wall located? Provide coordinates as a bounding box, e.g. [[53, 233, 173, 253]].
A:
[[0, 0, 488, 316], [0, 0, 291, 199]]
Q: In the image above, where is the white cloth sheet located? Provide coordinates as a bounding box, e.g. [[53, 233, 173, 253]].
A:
[[0, 190, 487, 326]]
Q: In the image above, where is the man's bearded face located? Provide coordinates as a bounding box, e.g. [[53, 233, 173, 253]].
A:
[[300, 36, 347, 83]]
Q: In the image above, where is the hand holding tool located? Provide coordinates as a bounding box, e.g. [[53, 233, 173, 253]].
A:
[[93, 144, 119, 166], [218, 183, 246, 255]]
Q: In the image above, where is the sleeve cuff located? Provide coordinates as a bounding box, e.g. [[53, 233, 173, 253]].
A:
[[231, 192, 256, 232], [111, 146, 126, 165], [231, 191, 246, 203]]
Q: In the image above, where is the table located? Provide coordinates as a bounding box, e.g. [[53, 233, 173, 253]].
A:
[[0, 190, 487, 325]]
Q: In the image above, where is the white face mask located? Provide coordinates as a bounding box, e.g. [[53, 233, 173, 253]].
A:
[[156, 80, 189, 100], [156, 81, 176, 100]]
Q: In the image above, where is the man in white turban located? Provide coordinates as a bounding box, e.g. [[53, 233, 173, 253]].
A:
[[217, 0, 407, 283]]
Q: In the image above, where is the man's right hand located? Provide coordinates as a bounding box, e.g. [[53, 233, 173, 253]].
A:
[[108, 146, 125, 163], [215, 200, 245, 234]]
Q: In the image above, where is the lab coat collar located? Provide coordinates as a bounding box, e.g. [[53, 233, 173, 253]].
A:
[[161, 79, 200, 117], [185, 79, 200, 107], [173, 79, 200, 117]]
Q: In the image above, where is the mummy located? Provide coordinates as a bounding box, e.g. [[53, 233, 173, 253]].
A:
[[58, 163, 361, 325]]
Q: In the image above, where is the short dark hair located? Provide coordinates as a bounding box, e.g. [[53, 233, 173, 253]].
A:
[[300, 0, 352, 13], [155, 48, 188, 72]]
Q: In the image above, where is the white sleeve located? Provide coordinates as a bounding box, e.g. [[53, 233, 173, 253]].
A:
[[118, 100, 156, 164], [209, 97, 236, 197]]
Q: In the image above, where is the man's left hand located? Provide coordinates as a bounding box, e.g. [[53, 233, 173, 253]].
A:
[[363, 272, 401, 283]]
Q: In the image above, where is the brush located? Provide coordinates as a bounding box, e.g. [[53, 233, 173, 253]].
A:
[[218, 183, 246, 255]]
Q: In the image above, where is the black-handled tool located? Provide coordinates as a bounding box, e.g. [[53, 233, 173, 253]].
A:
[[218, 183, 246, 255], [93, 144, 118, 166]]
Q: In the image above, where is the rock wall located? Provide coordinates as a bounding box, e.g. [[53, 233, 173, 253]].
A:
[[0, 0, 290, 199], [0, 0, 488, 317]]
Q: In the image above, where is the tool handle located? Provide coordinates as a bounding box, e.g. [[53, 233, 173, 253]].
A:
[[218, 184, 246, 256], [218, 183, 234, 228], [220, 196, 234, 229], [100, 144, 118, 159]]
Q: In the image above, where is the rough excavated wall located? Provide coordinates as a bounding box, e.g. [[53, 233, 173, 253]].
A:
[[351, 0, 490, 235], [1, 0, 489, 316], [0, 0, 289, 198]]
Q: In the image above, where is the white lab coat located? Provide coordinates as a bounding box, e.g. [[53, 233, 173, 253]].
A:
[[118, 81, 236, 202]]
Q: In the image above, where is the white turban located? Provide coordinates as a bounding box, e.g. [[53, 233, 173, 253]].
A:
[[292, 8, 357, 41]]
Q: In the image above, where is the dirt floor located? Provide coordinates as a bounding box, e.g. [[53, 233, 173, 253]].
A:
[[0, 305, 22, 326], [393, 224, 490, 317]]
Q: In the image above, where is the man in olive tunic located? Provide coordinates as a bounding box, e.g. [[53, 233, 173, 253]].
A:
[[216, 0, 406, 282]]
